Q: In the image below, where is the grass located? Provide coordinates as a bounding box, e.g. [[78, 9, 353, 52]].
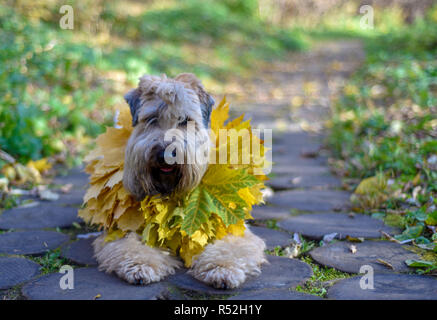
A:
[[266, 236, 350, 298], [28, 248, 70, 275], [295, 256, 352, 298], [326, 6, 437, 271]]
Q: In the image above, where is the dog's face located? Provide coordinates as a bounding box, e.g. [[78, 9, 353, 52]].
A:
[[123, 73, 214, 200]]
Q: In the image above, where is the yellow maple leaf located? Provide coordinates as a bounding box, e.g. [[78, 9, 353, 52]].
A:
[[226, 219, 246, 237], [117, 206, 144, 232], [27, 158, 52, 173], [351, 173, 388, 210], [191, 230, 209, 246], [210, 96, 229, 138], [105, 229, 126, 242]]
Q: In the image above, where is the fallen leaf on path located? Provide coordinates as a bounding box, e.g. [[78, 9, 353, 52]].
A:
[[27, 158, 52, 174], [60, 183, 73, 194], [17, 201, 39, 209], [291, 177, 302, 184], [380, 231, 401, 244], [350, 245, 357, 254], [10, 188, 31, 196], [72, 222, 82, 229], [322, 232, 337, 243], [376, 258, 394, 269], [39, 189, 59, 201], [293, 233, 301, 244], [0, 177, 9, 192], [352, 174, 388, 210], [284, 244, 300, 258], [76, 232, 103, 239], [346, 235, 364, 243]]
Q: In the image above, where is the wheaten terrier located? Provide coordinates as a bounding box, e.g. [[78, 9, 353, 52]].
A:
[[93, 73, 267, 289]]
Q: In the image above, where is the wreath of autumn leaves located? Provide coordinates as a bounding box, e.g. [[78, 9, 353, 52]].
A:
[[79, 97, 267, 266]]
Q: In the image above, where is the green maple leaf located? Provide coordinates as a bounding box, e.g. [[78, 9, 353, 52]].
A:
[[181, 187, 215, 236], [180, 166, 260, 236], [204, 186, 249, 226]]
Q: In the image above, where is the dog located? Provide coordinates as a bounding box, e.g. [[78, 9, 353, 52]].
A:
[[92, 73, 267, 289]]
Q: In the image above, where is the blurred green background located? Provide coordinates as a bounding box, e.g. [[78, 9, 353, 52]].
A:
[[0, 0, 434, 164]]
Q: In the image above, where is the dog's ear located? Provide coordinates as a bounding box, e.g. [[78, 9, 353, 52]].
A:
[[124, 88, 142, 126], [200, 94, 215, 127], [175, 73, 215, 127]]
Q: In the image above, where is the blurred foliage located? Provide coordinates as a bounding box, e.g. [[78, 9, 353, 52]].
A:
[[328, 7, 437, 250], [0, 4, 108, 164], [100, 0, 306, 83], [0, 0, 306, 167]]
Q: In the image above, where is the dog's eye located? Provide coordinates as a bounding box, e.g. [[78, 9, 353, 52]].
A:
[[179, 117, 189, 126], [146, 117, 157, 125]]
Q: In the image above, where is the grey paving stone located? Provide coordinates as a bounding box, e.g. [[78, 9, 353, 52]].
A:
[[0, 231, 69, 255], [0, 202, 82, 230], [249, 226, 292, 250], [60, 237, 98, 266], [271, 164, 331, 176], [274, 132, 322, 149], [21, 189, 85, 207], [251, 206, 291, 220], [52, 167, 88, 189], [167, 255, 312, 295], [273, 142, 322, 157], [54, 189, 85, 207], [22, 267, 167, 300], [310, 241, 420, 274], [228, 288, 322, 300], [0, 257, 41, 290], [327, 273, 437, 300], [278, 213, 397, 240], [267, 174, 342, 190], [272, 154, 326, 167], [268, 190, 350, 212]]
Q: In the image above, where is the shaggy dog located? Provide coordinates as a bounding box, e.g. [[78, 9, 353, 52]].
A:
[[92, 73, 267, 289]]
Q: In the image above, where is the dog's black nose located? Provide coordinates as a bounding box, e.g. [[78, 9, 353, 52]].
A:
[[157, 149, 166, 165]]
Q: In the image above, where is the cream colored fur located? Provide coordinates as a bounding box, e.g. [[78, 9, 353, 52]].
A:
[[93, 233, 182, 284], [190, 225, 268, 289], [93, 225, 267, 288]]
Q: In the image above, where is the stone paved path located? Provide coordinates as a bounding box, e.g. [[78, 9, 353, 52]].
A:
[[1, 40, 436, 300]]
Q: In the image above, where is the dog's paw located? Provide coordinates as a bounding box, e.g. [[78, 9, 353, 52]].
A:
[[191, 265, 246, 289], [118, 261, 177, 285], [94, 232, 182, 285]]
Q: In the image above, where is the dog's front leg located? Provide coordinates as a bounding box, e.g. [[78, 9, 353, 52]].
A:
[[93, 232, 182, 284], [189, 225, 268, 289]]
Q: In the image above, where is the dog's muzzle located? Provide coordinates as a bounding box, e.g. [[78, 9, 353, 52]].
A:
[[150, 147, 181, 195]]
